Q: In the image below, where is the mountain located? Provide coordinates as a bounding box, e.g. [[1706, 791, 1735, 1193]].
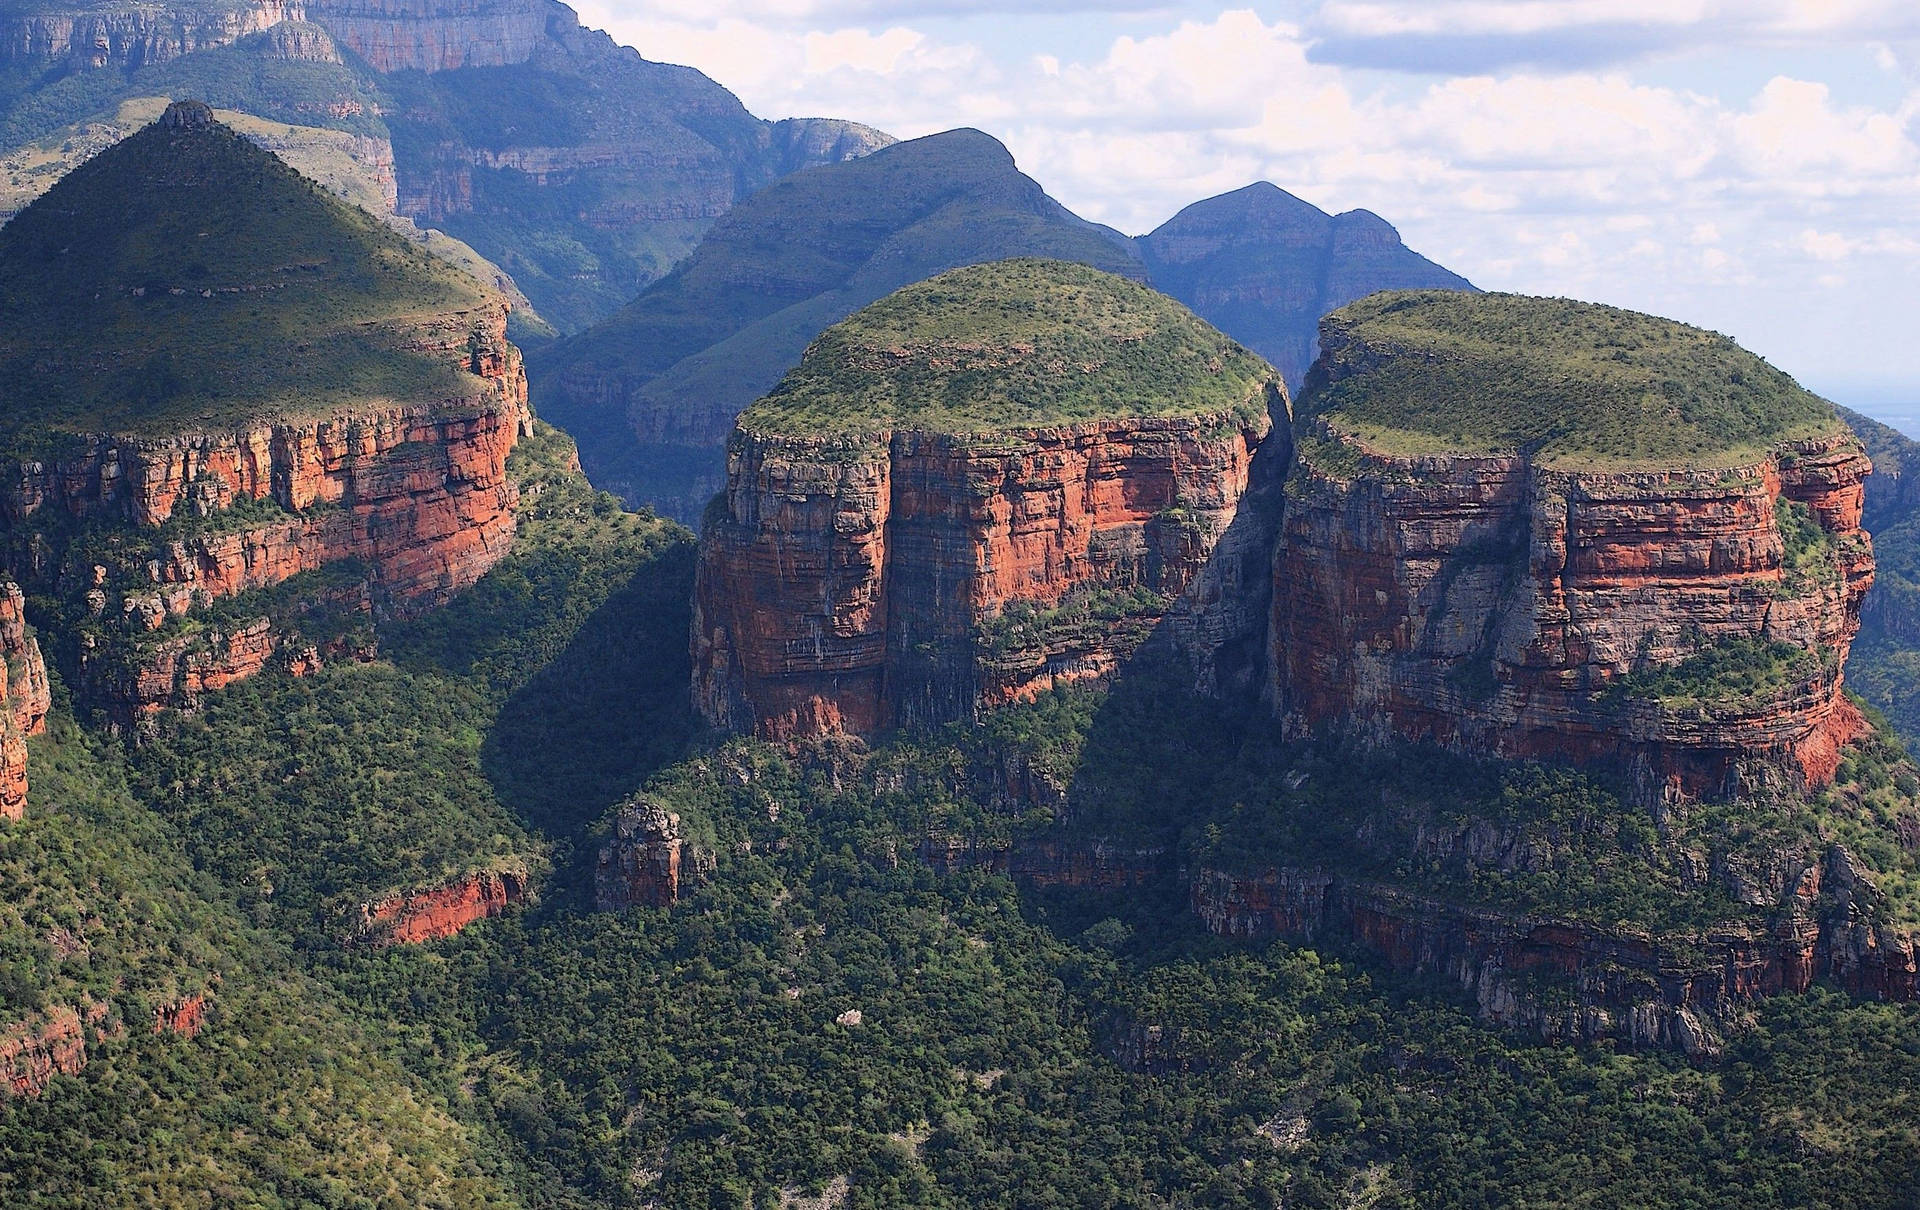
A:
[[692, 258, 1281, 739], [0, 99, 528, 756], [1137, 181, 1476, 388], [1831, 406, 1920, 749], [537, 142, 1472, 523], [0, 0, 893, 333], [533, 128, 1145, 519]]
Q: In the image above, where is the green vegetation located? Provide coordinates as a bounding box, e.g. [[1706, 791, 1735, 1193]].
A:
[[1606, 636, 1825, 712], [0, 109, 495, 444], [2, 409, 1917, 1204], [1306, 291, 1845, 467], [740, 259, 1275, 437], [532, 129, 1145, 519]]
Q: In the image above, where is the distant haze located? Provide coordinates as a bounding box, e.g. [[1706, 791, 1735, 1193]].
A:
[[578, 0, 1920, 409]]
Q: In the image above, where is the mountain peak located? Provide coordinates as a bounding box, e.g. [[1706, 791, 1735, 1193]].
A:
[[159, 99, 215, 130], [0, 104, 498, 438]]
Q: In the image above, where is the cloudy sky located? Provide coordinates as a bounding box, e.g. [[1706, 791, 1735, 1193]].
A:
[[570, 1, 1920, 416]]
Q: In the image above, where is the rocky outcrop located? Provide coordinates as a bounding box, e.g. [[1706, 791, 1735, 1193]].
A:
[[695, 411, 1273, 741], [356, 867, 528, 945], [0, 583, 50, 820], [0, 0, 299, 69], [0, 1000, 107, 1098], [152, 992, 208, 1038], [1272, 424, 1875, 801], [595, 799, 685, 911], [306, 0, 545, 71], [1193, 842, 1917, 1057]]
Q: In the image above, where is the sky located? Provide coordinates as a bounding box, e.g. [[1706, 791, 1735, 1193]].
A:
[[568, 0, 1920, 416]]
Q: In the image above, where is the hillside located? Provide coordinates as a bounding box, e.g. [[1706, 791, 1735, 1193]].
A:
[[1834, 407, 1920, 749], [534, 128, 1145, 518], [1138, 182, 1476, 388], [0, 98, 490, 437], [0, 0, 893, 334], [1306, 290, 1845, 467]]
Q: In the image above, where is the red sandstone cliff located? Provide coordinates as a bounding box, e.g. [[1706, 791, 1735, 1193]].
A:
[[355, 866, 529, 945], [0, 583, 50, 820], [1272, 422, 1874, 801], [3, 304, 527, 725], [595, 800, 686, 911], [694, 410, 1274, 740]]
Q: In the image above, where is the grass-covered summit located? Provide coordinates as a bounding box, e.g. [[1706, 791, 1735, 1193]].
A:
[[1306, 290, 1845, 467], [0, 99, 498, 443], [739, 258, 1278, 438]]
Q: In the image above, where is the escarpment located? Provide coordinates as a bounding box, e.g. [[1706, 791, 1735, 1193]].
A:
[[0, 103, 527, 726], [1271, 292, 1873, 801], [693, 259, 1281, 741]]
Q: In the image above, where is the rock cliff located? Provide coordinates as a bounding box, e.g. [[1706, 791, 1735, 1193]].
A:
[[693, 260, 1281, 740], [595, 799, 686, 910], [0, 583, 50, 820], [356, 866, 529, 944], [0, 0, 299, 70], [1191, 838, 1917, 1058], [305, 0, 543, 71], [1272, 292, 1873, 801], [0, 103, 527, 725]]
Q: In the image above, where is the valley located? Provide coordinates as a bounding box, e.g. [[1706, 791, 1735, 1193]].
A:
[[0, 11, 1914, 1209]]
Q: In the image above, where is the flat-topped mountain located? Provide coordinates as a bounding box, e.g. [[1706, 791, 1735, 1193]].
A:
[[0, 100, 528, 732], [1274, 290, 1872, 800], [694, 259, 1281, 739], [535, 129, 1142, 518], [1139, 183, 1475, 388]]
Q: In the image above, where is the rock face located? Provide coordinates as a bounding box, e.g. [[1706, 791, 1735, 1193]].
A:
[[0, 1003, 95, 1098], [1192, 844, 1917, 1057], [306, 0, 543, 71], [595, 799, 685, 910], [1271, 295, 1874, 801], [356, 867, 528, 944], [0, 583, 50, 820], [692, 261, 1282, 741], [0, 0, 298, 70], [697, 418, 1272, 739], [0, 105, 530, 725]]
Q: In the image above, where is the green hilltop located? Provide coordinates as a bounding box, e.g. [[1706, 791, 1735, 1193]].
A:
[[1305, 290, 1845, 467], [739, 259, 1278, 438], [0, 100, 497, 444]]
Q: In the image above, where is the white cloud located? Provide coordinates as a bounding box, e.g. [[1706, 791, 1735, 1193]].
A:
[[569, 1, 1920, 394]]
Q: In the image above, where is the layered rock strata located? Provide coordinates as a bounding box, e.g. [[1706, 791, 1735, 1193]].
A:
[[1192, 845, 1917, 1058], [0, 0, 299, 69], [355, 867, 529, 945], [306, 0, 543, 71], [696, 413, 1272, 740], [0, 583, 50, 819], [1274, 424, 1873, 800], [595, 799, 685, 910]]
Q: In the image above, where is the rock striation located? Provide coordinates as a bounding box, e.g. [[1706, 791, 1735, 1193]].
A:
[[0, 0, 299, 70], [0, 104, 528, 726], [1271, 292, 1874, 801], [595, 799, 685, 910], [693, 260, 1281, 740], [305, 0, 543, 71], [356, 867, 529, 944], [0, 583, 50, 819], [1192, 841, 1917, 1058]]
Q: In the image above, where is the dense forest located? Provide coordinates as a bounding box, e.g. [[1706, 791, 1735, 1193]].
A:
[[1, 424, 1917, 1208]]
